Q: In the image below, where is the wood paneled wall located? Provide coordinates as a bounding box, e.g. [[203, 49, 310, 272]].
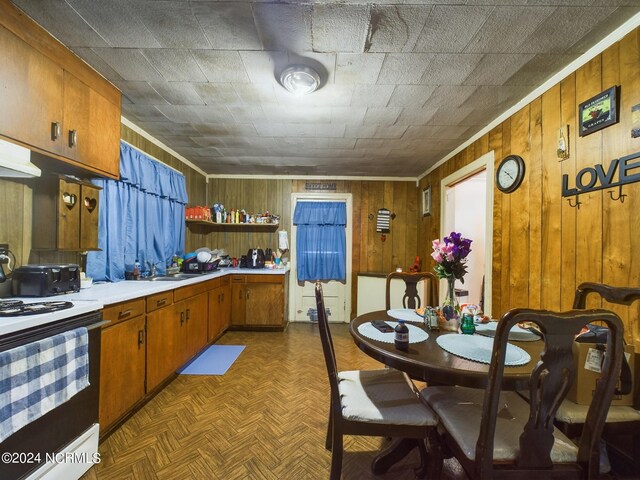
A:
[[202, 178, 418, 318], [418, 28, 640, 345]]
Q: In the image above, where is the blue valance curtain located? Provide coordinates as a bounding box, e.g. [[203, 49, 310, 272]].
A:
[[87, 141, 188, 282], [293, 202, 346, 283]]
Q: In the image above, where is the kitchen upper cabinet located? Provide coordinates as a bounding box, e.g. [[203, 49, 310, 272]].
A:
[[99, 301, 146, 432], [0, 25, 64, 156], [229, 274, 288, 329], [0, 3, 121, 178], [32, 176, 101, 251]]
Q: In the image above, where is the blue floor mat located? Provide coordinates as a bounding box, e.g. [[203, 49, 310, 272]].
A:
[[179, 345, 245, 375]]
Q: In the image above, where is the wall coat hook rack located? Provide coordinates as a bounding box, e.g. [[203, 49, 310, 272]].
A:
[[608, 185, 627, 203], [567, 197, 582, 209]]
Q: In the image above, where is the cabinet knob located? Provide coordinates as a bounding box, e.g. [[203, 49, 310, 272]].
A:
[[68, 129, 77, 148], [51, 122, 61, 141]]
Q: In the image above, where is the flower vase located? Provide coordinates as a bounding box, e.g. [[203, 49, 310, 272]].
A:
[[440, 277, 461, 332]]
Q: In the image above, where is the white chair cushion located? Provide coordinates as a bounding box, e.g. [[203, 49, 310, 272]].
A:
[[556, 399, 640, 424], [422, 386, 578, 464], [337, 369, 437, 426]]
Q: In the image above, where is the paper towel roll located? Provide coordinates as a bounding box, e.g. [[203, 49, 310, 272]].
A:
[[278, 230, 289, 250]]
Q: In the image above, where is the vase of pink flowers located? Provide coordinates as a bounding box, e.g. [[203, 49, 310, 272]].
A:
[[431, 232, 472, 331]]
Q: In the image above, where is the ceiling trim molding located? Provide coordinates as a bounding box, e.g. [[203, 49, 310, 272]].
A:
[[121, 116, 208, 178], [206, 174, 416, 182], [417, 11, 640, 181]]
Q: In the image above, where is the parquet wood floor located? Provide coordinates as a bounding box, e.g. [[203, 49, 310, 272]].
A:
[[82, 323, 468, 480]]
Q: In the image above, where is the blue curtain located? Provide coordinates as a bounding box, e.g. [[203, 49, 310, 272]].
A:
[[293, 202, 346, 282], [86, 141, 188, 282]]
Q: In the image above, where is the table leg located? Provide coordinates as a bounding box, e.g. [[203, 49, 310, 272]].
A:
[[371, 438, 423, 475]]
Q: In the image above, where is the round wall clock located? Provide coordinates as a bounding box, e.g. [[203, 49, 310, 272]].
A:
[[496, 155, 525, 193]]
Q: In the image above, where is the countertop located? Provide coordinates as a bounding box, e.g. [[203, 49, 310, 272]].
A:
[[1, 267, 288, 336]]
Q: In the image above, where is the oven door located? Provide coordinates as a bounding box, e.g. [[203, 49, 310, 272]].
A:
[[0, 311, 103, 480]]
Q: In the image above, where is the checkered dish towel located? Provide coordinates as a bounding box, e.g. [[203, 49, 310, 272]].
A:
[[0, 327, 89, 442]]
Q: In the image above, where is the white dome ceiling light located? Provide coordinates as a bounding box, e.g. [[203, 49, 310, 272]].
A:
[[279, 65, 321, 95]]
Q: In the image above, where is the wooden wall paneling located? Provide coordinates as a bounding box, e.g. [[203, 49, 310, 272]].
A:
[[603, 37, 636, 340], [499, 118, 512, 316], [560, 74, 578, 311], [382, 181, 394, 272], [508, 106, 532, 309], [367, 181, 384, 272], [350, 180, 362, 319], [540, 84, 563, 312], [0, 179, 28, 267], [405, 182, 418, 270], [359, 181, 371, 274], [391, 181, 407, 270], [488, 127, 504, 316], [528, 98, 543, 309], [575, 56, 604, 310]]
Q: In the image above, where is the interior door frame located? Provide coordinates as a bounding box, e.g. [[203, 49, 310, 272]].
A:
[[289, 193, 353, 323], [440, 151, 494, 315]]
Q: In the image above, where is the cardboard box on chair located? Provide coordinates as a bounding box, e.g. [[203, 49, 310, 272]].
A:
[[567, 342, 635, 406]]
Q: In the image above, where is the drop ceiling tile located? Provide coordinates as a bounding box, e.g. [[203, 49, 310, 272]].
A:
[[424, 106, 476, 126], [422, 85, 477, 109], [255, 123, 346, 138], [420, 54, 483, 86], [462, 85, 530, 110], [329, 138, 358, 149], [141, 50, 207, 82], [387, 85, 437, 108], [253, 3, 313, 51], [233, 83, 279, 105], [194, 147, 222, 157], [366, 5, 433, 53], [222, 124, 259, 136], [345, 125, 407, 138], [377, 53, 434, 84], [92, 48, 163, 82], [193, 83, 242, 105], [156, 136, 202, 149], [403, 125, 470, 140], [396, 107, 439, 126], [121, 104, 165, 122], [114, 81, 168, 105], [351, 85, 395, 107], [462, 54, 535, 86], [503, 53, 580, 86], [464, 6, 554, 54], [413, 5, 494, 53], [516, 6, 615, 54], [13, 0, 109, 48], [238, 51, 289, 84], [222, 137, 277, 148], [566, 7, 640, 54], [335, 54, 385, 84], [312, 4, 370, 53], [263, 106, 333, 124], [331, 106, 368, 124], [67, 0, 159, 48], [228, 105, 267, 123], [191, 136, 226, 148], [192, 2, 262, 50], [71, 48, 124, 82], [156, 105, 229, 124], [132, 1, 210, 49], [363, 107, 403, 125], [148, 82, 204, 105], [192, 51, 251, 83], [275, 84, 354, 107]]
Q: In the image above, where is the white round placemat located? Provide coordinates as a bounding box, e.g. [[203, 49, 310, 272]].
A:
[[386, 308, 424, 322], [436, 334, 531, 366], [474, 322, 540, 342], [358, 321, 429, 344]]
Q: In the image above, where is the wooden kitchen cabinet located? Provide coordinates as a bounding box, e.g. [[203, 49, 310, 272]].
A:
[[0, 2, 121, 178], [229, 274, 288, 330], [146, 301, 181, 393], [99, 299, 146, 432], [32, 176, 101, 250], [182, 292, 208, 362], [208, 277, 230, 341]]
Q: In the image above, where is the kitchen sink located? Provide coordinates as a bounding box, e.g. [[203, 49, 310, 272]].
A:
[[142, 273, 200, 281]]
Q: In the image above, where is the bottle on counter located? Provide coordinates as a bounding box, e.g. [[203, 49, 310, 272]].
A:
[[133, 259, 141, 280], [394, 319, 409, 351]]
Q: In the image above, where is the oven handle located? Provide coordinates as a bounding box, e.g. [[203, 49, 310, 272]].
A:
[[87, 320, 110, 331]]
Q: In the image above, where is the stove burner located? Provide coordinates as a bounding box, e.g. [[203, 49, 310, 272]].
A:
[[0, 300, 74, 317]]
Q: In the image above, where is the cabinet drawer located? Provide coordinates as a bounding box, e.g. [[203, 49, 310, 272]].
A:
[[103, 298, 145, 328], [147, 291, 173, 312], [174, 281, 210, 302], [203, 277, 221, 290], [246, 274, 283, 284], [220, 276, 230, 286], [230, 275, 246, 284]]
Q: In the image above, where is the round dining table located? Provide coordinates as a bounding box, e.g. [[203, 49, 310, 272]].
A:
[[349, 310, 545, 476], [350, 310, 544, 389]]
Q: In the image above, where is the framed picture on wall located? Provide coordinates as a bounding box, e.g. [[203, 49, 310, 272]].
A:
[[422, 186, 431, 217], [578, 85, 619, 136]]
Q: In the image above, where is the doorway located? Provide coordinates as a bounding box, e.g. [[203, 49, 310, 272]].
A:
[[440, 151, 494, 314], [289, 193, 352, 323]]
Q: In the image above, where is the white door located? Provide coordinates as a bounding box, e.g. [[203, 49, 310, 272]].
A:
[[290, 194, 352, 323], [440, 151, 494, 315]]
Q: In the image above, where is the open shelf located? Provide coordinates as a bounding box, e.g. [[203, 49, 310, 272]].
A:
[[186, 219, 279, 232]]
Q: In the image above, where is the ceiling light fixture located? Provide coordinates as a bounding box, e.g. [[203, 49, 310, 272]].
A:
[[279, 65, 321, 95]]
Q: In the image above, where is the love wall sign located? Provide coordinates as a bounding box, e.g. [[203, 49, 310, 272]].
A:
[[562, 151, 640, 204]]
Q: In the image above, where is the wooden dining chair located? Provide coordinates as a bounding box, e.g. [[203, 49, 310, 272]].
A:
[[314, 281, 440, 480], [554, 282, 640, 474], [421, 307, 625, 479], [385, 271, 438, 310]]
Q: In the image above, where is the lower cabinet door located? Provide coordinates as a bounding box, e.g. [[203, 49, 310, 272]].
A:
[[245, 283, 284, 326], [99, 315, 146, 429], [146, 303, 181, 392], [231, 284, 246, 326], [185, 292, 208, 359]]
